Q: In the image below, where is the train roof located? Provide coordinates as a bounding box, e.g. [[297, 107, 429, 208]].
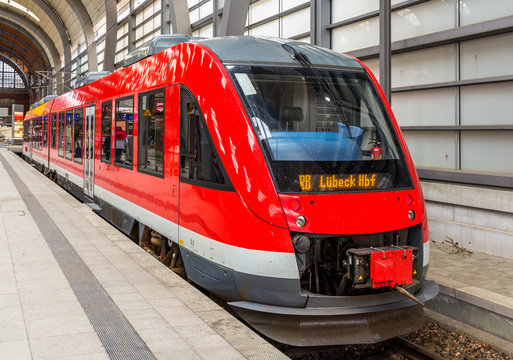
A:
[[199, 36, 362, 69], [124, 34, 201, 67]]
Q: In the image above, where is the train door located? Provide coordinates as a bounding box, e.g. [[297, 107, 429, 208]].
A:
[[177, 88, 236, 294], [83, 105, 95, 198], [164, 86, 180, 243]]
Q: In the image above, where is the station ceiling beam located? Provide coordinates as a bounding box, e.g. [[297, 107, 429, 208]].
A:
[[0, 18, 50, 71], [0, 28, 45, 71], [31, 0, 72, 94], [64, 0, 98, 72], [0, 43, 39, 80], [0, 17, 53, 94], [0, 9, 60, 74]]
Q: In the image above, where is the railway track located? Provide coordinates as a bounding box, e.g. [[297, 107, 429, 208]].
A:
[[389, 336, 446, 360], [282, 336, 446, 360]]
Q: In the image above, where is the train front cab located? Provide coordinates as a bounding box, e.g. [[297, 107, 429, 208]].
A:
[[175, 37, 439, 346]]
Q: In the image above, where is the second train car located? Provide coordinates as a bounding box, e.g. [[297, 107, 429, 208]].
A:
[[23, 35, 438, 346]]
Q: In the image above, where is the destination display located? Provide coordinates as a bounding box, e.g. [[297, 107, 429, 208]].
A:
[[299, 173, 382, 192]]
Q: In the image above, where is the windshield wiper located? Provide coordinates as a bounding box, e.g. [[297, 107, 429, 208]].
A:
[[282, 43, 352, 138]]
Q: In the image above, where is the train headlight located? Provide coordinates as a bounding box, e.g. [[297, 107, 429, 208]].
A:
[[408, 210, 415, 221], [293, 235, 311, 253], [296, 215, 307, 228]]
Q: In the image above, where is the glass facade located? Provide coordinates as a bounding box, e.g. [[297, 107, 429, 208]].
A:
[[329, 0, 513, 179]]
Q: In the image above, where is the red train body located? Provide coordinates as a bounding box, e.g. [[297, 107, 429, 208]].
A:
[[23, 36, 438, 346]]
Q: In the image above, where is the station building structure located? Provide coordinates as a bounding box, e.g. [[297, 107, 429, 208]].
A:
[[0, 0, 512, 258]]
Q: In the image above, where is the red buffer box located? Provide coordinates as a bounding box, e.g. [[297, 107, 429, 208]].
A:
[[370, 247, 413, 288]]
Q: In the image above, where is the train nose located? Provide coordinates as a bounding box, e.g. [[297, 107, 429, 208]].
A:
[[278, 191, 424, 235]]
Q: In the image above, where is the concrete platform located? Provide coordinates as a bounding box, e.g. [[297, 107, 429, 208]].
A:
[[0, 146, 287, 360], [426, 240, 513, 352]]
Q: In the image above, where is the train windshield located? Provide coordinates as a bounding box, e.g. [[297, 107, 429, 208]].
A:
[[229, 65, 413, 193]]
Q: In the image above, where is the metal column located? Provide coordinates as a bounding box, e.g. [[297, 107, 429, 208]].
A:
[[168, 0, 192, 35], [104, 0, 117, 72], [379, 0, 391, 103], [310, 0, 330, 48], [219, 0, 250, 36]]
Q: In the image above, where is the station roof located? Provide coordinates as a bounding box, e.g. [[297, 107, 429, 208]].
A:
[[0, 0, 104, 92]]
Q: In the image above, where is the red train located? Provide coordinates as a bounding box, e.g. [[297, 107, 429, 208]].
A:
[[23, 35, 438, 346]]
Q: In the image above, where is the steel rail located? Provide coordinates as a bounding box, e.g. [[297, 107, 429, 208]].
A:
[[391, 336, 447, 360]]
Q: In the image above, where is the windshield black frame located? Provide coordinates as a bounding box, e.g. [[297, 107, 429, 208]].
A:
[[228, 64, 413, 194]]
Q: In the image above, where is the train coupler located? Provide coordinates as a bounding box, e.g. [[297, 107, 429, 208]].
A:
[[347, 246, 418, 289]]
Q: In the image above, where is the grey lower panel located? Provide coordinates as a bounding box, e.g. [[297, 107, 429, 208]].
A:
[[55, 173, 86, 202], [233, 270, 306, 308], [231, 302, 424, 346], [94, 197, 136, 237], [231, 280, 438, 316], [31, 158, 44, 172], [181, 247, 240, 300], [181, 247, 306, 307], [2, 153, 156, 360], [306, 279, 437, 308], [229, 280, 438, 346]]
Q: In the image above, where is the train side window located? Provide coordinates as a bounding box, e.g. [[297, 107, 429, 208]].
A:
[[138, 90, 164, 176], [23, 120, 29, 142], [43, 115, 48, 148], [58, 112, 65, 157], [51, 113, 57, 148], [101, 101, 112, 163], [114, 96, 134, 168], [38, 117, 42, 149], [179, 88, 232, 189], [30, 119, 35, 149], [32, 118, 36, 149], [65, 110, 73, 160], [74, 107, 83, 164], [34, 118, 40, 149]]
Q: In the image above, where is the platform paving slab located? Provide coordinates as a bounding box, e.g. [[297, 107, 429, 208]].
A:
[[426, 240, 513, 348], [0, 147, 287, 359]]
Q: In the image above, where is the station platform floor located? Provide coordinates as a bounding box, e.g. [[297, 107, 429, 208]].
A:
[[0, 146, 287, 359], [425, 240, 513, 351]]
